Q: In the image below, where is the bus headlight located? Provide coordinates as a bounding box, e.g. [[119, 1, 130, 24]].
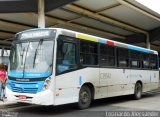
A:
[[42, 77, 51, 91]]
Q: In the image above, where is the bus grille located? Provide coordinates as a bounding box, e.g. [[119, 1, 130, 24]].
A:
[[10, 82, 38, 94]]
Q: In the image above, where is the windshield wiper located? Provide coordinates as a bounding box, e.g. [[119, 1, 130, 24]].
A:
[[33, 39, 43, 68]]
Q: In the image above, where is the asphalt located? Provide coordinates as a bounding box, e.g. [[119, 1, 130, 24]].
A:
[[0, 101, 20, 109]]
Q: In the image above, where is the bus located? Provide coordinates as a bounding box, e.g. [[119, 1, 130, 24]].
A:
[[6, 28, 159, 109]]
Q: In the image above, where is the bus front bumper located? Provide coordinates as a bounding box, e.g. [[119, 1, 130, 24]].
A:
[[6, 87, 54, 105]]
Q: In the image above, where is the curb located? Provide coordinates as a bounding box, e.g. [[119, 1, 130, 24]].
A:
[[0, 102, 20, 109], [0, 101, 31, 109]]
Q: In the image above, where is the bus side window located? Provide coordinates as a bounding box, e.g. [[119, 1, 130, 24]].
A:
[[141, 53, 149, 69], [56, 39, 77, 74], [149, 54, 158, 70], [100, 44, 115, 67], [130, 50, 141, 69], [117, 48, 129, 68], [80, 40, 98, 65]]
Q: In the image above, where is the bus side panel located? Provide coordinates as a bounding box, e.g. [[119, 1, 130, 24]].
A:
[[130, 70, 151, 92], [108, 69, 133, 97], [54, 68, 99, 105], [99, 68, 134, 98], [150, 71, 159, 90]]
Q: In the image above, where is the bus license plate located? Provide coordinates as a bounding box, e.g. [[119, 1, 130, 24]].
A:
[[19, 95, 26, 100]]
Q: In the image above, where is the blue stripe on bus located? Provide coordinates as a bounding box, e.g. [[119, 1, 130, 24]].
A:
[[128, 45, 151, 53], [8, 72, 51, 78], [79, 76, 84, 86], [98, 38, 106, 44], [8, 72, 23, 78]]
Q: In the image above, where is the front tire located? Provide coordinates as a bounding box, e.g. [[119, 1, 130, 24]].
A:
[[133, 82, 142, 100], [78, 86, 91, 109]]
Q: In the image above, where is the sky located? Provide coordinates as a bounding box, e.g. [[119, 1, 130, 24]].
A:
[[136, 0, 160, 14]]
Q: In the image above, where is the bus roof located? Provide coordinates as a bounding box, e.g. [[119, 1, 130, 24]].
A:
[[55, 28, 158, 55], [16, 28, 158, 55]]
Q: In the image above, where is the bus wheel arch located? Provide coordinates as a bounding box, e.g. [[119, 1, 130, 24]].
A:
[[136, 80, 143, 88], [78, 83, 95, 109]]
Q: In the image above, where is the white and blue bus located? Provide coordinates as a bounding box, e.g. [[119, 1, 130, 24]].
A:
[[6, 28, 159, 109]]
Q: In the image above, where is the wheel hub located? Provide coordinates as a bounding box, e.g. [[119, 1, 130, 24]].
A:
[[80, 91, 89, 104], [136, 84, 141, 98]]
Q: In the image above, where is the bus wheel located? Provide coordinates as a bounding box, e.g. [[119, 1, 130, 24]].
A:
[[133, 82, 142, 100], [78, 86, 91, 109]]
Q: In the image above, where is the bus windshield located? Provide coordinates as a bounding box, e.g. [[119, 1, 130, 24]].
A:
[[9, 40, 54, 78]]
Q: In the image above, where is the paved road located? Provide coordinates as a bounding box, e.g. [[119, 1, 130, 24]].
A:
[[1, 93, 160, 117]]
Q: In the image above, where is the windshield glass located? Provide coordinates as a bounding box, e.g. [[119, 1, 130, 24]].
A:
[[9, 40, 54, 78], [10, 43, 29, 73]]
